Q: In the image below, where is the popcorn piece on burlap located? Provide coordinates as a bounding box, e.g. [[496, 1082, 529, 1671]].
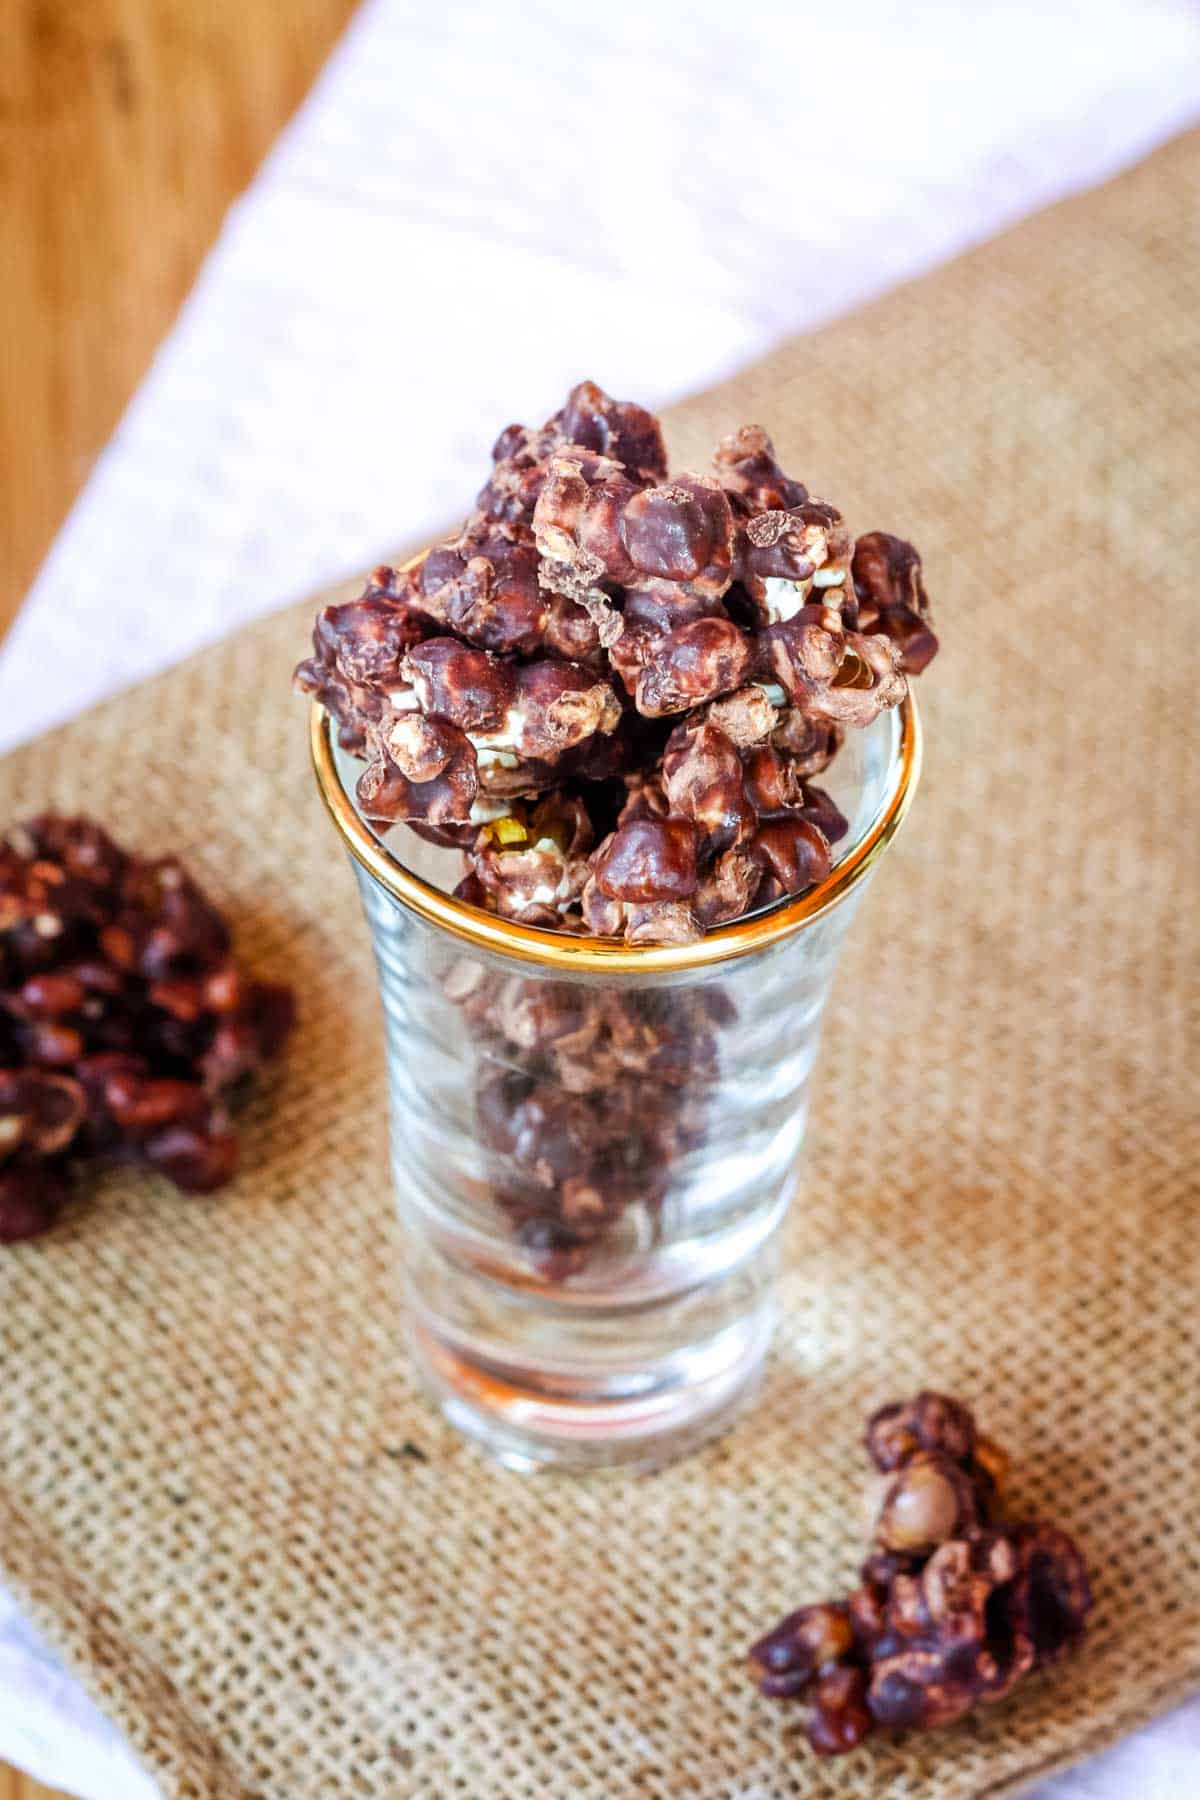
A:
[[0, 130, 1198, 1798]]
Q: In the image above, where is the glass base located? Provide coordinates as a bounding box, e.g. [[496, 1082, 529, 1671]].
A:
[[406, 1291, 776, 1474]]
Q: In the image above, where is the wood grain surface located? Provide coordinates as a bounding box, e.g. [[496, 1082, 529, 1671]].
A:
[[0, 3, 355, 1791], [0, 0, 358, 636], [0, 1772, 70, 1800], [0, 1768, 71, 1800]]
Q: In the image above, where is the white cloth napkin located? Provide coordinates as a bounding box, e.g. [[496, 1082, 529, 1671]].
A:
[[1, 1, 1197, 1793]]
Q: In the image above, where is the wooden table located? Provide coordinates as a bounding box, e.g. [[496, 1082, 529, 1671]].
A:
[[1, 0, 357, 637], [1, 1774, 70, 1800], [1, 8, 356, 1791]]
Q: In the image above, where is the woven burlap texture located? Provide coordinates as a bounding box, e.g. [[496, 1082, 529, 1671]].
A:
[[2, 131, 1198, 1800]]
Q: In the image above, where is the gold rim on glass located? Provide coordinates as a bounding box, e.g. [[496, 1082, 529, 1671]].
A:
[[310, 696, 921, 973]]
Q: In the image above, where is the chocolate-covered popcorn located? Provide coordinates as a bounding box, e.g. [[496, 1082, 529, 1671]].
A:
[[762, 605, 907, 730], [456, 969, 726, 1274], [470, 791, 595, 927], [749, 1392, 1092, 1758], [865, 1390, 979, 1472], [864, 1452, 982, 1557], [357, 716, 479, 833], [476, 380, 667, 533], [555, 378, 669, 483], [294, 584, 432, 752], [715, 424, 810, 514], [296, 380, 938, 942], [534, 457, 735, 608], [0, 816, 293, 1243], [410, 524, 549, 656], [851, 530, 939, 673]]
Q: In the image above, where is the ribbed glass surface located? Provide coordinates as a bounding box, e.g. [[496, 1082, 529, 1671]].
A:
[[339, 707, 899, 1466]]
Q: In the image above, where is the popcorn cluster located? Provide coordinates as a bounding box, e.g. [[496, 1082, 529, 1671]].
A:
[[296, 382, 937, 942], [0, 816, 294, 1243], [448, 960, 729, 1276], [749, 1392, 1093, 1758]]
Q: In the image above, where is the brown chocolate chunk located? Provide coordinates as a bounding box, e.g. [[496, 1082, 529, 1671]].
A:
[[693, 844, 762, 927], [417, 528, 549, 655], [0, 1069, 86, 1158], [618, 475, 734, 596], [554, 379, 668, 481], [714, 425, 809, 512], [750, 816, 831, 898], [313, 592, 429, 687], [865, 1390, 978, 1472], [634, 616, 752, 717], [592, 818, 700, 903], [0, 1161, 69, 1243], [533, 449, 645, 596], [405, 637, 516, 733], [808, 1666, 875, 1757], [1010, 1521, 1094, 1665], [771, 708, 843, 776], [764, 609, 908, 728], [735, 498, 852, 612], [357, 720, 479, 830], [749, 1604, 854, 1699], [852, 530, 939, 673], [662, 720, 755, 857], [509, 660, 623, 759]]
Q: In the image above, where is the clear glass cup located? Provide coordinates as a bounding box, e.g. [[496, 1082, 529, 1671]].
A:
[[311, 694, 920, 1471]]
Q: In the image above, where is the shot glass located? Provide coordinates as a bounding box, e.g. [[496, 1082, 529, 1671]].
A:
[[311, 693, 920, 1470]]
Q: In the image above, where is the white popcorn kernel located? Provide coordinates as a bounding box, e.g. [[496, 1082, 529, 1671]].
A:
[[467, 797, 512, 824], [762, 577, 811, 623], [469, 704, 530, 758]]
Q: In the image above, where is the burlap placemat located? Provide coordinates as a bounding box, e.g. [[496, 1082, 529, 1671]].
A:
[[2, 130, 1198, 1800]]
